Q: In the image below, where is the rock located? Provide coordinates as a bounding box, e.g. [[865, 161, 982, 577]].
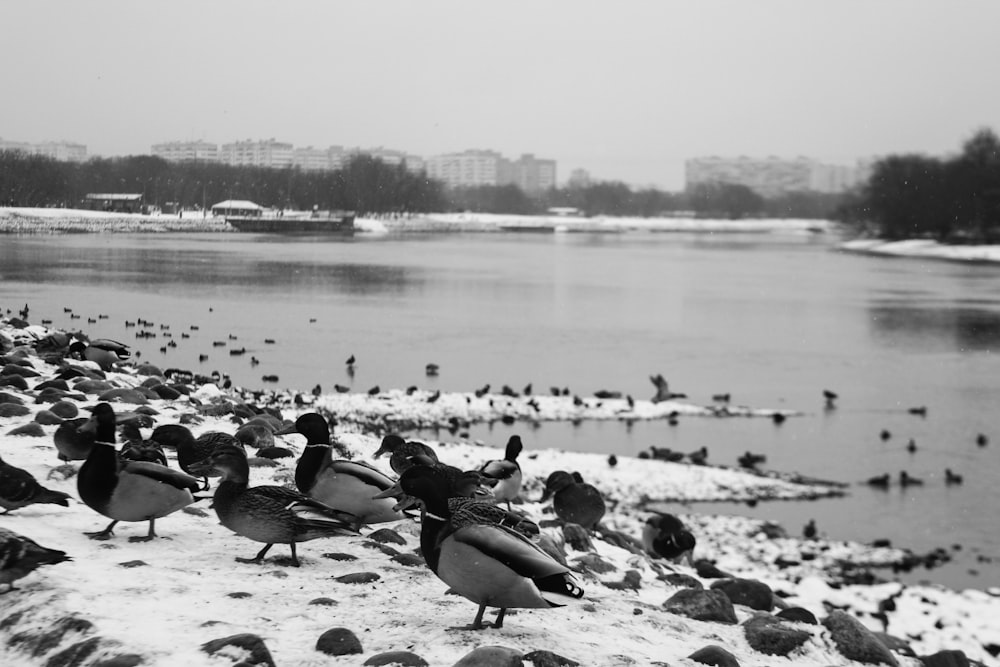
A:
[[201, 633, 276, 667], [322, 552, 358, 561], [571, 553, 616, 574], [688, 645, 741, 667], [45, 636, 103, 667], [49, 400, 79, 419], [523, 649, 580, 666], [334, 572, 380, 584], [0, 391, 25, 405], [0, 403, 31, 418], [149, 384, 182, 400], [8, 615, 95, 657], [33, 409, 64, 425], [92, 655, 145, 667], [658, 572, 703, 589], [663, 589, 737, 624], [97, 388, 149, 404], [776, 607, 818, 625], [309, 597, 338, 606], [920, 650, 970, 667], [8, 422, 46, 437], [391, 553, 425, 567], [1, 363, 40, 377], [604, 570, 642, 591], [368, 528, 407, 545], [822, 610, 899, 666], [452, 645, 524, 667], [135, 364, 164, 376], [694, 559, 732, 579], [710, 578, 774, 611], [742, 613, 812, 656], [874, 633, 916, 657], [363, 650, 430, 666], [315, 627, 363, 656], [118, 560, 148, 569], [562, 523, 593, 551]]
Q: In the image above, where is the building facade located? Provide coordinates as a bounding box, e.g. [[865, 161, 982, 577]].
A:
[[151, 141, 219, 163], [1, 138, 87, 162], [510, 153, 556, 193], [685, 156, 869, 196], [219, 139, 294, 169]]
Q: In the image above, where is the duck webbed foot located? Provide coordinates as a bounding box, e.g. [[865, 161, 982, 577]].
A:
[[236, 543, 274, 565], [48, 463, 79, 481], [127, 519, 158, 542], [450, 605, 505, 631], [85, 520, 119, 540]]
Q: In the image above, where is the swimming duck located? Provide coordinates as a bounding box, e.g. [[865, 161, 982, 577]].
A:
[[0, 454, 71, 513], [899, 470, 924, 487], [0, 527, 71, 593], [803, 519, 818, 540], [373, 433, 440, 475], [642, 513, 696, 564], [77, 403, 201, 541], [479, 435, 524, 510], [945, 468, 964, 485], [395, 464, 584, 629], [539, 470, 606, 530], [866, 473, 891, 489], [288, 412, 404, 525], [188, 442, 359, 566], [68, 338, 131, 371]]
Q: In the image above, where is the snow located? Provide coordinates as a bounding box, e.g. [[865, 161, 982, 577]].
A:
[[2, 322, 999, 667]]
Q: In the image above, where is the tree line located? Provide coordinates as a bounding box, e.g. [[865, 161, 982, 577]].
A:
[[839, 127, 1000, 242], [1, 151, 853, 219]]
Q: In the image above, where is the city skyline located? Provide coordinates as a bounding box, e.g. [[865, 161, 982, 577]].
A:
[[3, 1, 999, 190]]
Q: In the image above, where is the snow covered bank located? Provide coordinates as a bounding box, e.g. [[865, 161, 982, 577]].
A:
[[1, 319, 999, 666]]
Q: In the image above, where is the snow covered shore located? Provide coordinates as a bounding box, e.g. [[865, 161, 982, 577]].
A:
[[1, 319, 998, 667]]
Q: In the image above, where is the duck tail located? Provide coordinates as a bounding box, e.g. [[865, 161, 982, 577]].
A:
[[293, 505, 360, 537], [535, 572, 585, 605], [36, 488, 72, 507]]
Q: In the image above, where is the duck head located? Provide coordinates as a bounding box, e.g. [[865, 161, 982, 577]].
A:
[[373, 434, 405, 459], [188, 443, 249, 483], [539, 470, 575, 502]]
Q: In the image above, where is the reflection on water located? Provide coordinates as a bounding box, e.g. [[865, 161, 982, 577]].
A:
[[868, 305, 1000, 352]]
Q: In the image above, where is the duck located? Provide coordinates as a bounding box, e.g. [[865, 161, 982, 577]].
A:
[[188, 442, 359, 566], [0, 454, 71, 513], [286, 412, 404, 525], [478, 435, 524, 510], [642, 513, 696, 564], [373, 433, 440, 475], [737, 451, 766, 469], [945, 468, 964, 485], [803, 518, 818, 540], [77, 403, 201, 541], [395, 464, 584, 629], [53, 417, 96, 463], [539, 470, 606, 530], [899, 470, 924, 487], [0, 527, 71, 593], [866, 473, 891, 489], [68, 338, 131, 371], [823, 389, 838, 409], [177, 430, 240, 478]]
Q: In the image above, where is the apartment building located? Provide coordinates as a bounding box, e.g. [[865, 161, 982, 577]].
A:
[[151, 141, 219, 163], [219, 139, 294, 169], [1, 138, 87, 162], [685, 156, 869, 196]]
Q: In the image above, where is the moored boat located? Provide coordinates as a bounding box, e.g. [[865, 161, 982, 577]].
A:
[[226, 211, 355, 233]]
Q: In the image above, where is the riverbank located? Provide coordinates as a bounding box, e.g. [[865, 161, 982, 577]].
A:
[[1, 318, 998, 666]]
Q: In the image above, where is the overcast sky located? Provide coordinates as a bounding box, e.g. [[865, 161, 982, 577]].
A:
[[3, 1, 999, 189]]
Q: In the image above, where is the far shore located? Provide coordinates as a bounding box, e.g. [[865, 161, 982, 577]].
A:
[[4, 207, 1000, 264]]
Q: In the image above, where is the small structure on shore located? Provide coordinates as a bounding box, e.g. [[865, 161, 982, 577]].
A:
[[82, 193, 144, 213], [210, 199, 263, 218]]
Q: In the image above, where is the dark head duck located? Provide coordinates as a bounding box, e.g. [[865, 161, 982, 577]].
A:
[[0, 527, 72, 593], [396, 464, 583, 629], [539, 470, 606, 530], [478, 435, 524, 510], [68, 338, 131, 371], [373, 433, 440, 475], [287, 412, 404, 525], [77, 403, 200, 541], [0, 454, 71, 513], [642, 513, 696, 565], [189, 442, 359, 567]]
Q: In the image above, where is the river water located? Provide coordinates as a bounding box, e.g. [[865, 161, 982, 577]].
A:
[[2, 226, 998, 591]]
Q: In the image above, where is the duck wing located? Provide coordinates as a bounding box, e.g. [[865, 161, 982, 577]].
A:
[[329, 460, 396, 491], [480, 459, 519, 480], [251, 485, 359, 527], [120, 460, 201, 492]]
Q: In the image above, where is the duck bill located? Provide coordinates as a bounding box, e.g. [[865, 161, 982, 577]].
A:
[[186, 460, 216, 477], [539, 486, 554, 503], [371, 481, 403, 500], [391, 495, 420, 513], [273, 423, 298, 436]]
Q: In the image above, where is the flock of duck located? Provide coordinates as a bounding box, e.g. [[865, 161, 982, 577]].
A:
[[1, 369, 697, 629]]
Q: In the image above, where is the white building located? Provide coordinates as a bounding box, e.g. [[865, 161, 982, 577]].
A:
[[1, 138, 87, 162], [685, 156, 869, 196], [220, 139, 294, 169], [151, 141, 219, 163]]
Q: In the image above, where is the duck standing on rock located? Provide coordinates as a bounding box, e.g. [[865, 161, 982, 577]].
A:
[[286, 412, 404, 526], [68, 338, 131, 371], [0, 454, 71, 513], [539, 470, 606, 531], [77, 403, 201, 541], [642, 513, 696, 565], [393, 464, 584, 629], [478, 435, 524, 510], [0, 527, 71, 593], [188, 442, 359, 566]]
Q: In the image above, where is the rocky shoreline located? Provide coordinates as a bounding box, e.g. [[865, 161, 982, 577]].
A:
[[1, 318, 999, 666]]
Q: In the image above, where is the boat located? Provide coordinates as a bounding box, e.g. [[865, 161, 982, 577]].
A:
[[226, 211, 355, 234]]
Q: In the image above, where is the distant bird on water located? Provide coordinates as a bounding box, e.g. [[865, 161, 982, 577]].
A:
[[823, 389, 838, 408], [945, 468, 964, 485], [0, 527, 71, 593], [899, 470, 924, 487], [803, 519, 818, 540], [866, 473, 891, 489], [976, 433, 989, 447]]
